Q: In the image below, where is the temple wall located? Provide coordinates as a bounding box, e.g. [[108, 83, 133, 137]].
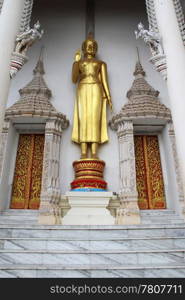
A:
[[7, 0, 171, 196]]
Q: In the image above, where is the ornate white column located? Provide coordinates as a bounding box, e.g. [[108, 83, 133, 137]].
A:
[[154, 0, 185, 198], [168, 122, 185, 217], [116, 121, 140, 225], [38, 119, 63, 225], [0, 0, 25, 134], [0, 121, 10, 181], [0, 120, 19, 211]]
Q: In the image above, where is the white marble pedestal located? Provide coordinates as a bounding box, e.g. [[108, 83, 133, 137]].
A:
[[62, 192, 115, 225]]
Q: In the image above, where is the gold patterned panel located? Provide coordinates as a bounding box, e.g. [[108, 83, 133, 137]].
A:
[[11, 135, 33, 209], [146, 136, 166, 209], [134, 136, 149, 209], [29, 135, 45, 209], [134, 135, 166, 210], [10, 134, 45, 209]]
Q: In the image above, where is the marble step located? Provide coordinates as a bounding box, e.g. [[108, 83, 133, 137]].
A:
[[1, 237, 185, 251], [141, 218, 184, 224], [0, 219, 38, 225], [0, 209, 182, 222], [2, 209, 176, 216], [140, 210, 184, 224], [0, 264, 185, 278], [0, 211, 38, 224], [1, 219, 183, 225], [0, 249, 184, 265], [0, 209, 38, 215], [0, 217, 38, 225], [0, 210, 38, 223], [2, 218, 183, 225], [0, 224, 185, 238], [0, 210, 184, 225], [140, 209, 176, 215]]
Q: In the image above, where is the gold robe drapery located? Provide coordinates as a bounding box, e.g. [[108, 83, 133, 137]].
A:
[[72, 81, 108, 144]]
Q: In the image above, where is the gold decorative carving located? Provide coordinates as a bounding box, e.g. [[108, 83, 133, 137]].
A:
[[134, 135, 166, 209], [29, 134, 45, 209], [10, 134, 44, 209], [134, 135, 148, 209]]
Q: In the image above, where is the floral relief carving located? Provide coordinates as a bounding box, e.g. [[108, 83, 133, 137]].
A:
[[0, 133, 8, 178], [168, 124, 184, 203]]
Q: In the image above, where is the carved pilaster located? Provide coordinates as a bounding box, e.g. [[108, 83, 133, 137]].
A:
[[38, 119, 63, 225], [168, 122, 185, 217], [116, 121, 140, 225], [0, 121, 10, 181]]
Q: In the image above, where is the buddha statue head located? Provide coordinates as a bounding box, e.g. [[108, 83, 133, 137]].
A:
[[82, 33, 98, 57]]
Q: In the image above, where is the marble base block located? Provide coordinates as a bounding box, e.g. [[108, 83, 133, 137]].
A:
[[116, 195, 141, 225], [38, 214, 57, 225], [38, 201, 58, 225], [62, 192, 115, 225]]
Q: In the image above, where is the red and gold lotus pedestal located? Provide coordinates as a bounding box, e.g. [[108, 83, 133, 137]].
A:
[[71, 159, 107, 191]]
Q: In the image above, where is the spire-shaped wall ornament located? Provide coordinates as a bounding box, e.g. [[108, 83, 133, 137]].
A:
[[6, 48, 67, 121], [2, 50, 69, 224], [10, 21, 44, 78], [110, 58, 172, 225], [133, 48, 146, 77], [111, 59, 171, 129], [33, 46, 45, 75], [6, 47, 69, 124]]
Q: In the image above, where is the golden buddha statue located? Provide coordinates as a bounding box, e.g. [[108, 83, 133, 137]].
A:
[[71, 34, 112, 159]]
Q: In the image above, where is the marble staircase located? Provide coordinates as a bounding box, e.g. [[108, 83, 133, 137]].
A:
[[0, 209, 185, 278], [140, 209, 185, 224], [0, 210, 39, 225]]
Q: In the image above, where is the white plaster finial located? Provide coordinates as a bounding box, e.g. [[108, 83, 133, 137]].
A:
[[136, 46, 140, 62], [33, 46, 45, 75]]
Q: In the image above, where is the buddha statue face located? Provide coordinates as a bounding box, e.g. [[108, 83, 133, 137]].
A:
[[82, 39, 98, 57]]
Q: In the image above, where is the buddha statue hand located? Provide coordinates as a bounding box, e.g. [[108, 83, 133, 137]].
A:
[[74, 49, 82, 62], [107, 96, 113, 112]]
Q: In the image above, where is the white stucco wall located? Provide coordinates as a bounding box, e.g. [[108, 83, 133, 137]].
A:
[[7, 0, 170, 195]]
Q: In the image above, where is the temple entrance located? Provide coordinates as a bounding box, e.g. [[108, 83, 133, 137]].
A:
[[134, 135, 166, 210], [10, 134, 45, 209]]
